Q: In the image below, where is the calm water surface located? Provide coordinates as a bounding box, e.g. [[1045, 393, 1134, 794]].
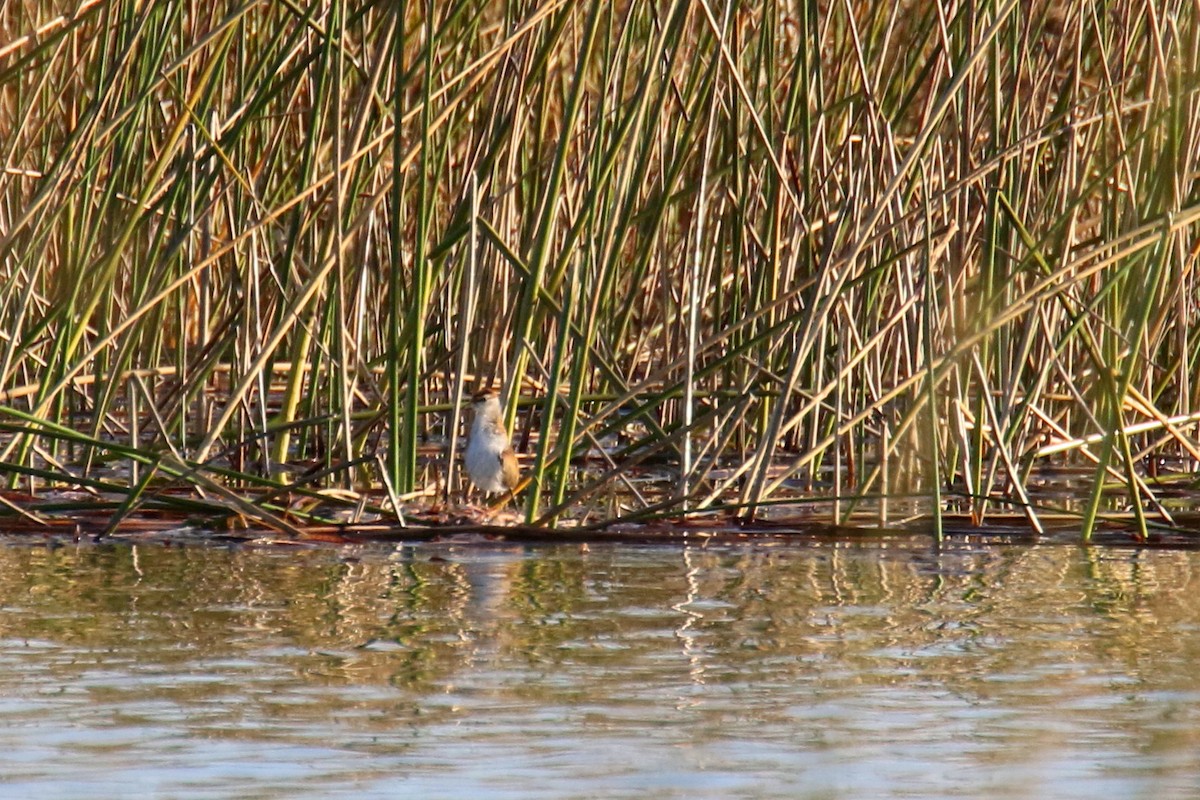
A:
[[0, 535, 1198, 798]]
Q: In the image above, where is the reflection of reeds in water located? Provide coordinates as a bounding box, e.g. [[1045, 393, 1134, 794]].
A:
[[3, 542, 1200, 711], [1, 1, 1199, 540]]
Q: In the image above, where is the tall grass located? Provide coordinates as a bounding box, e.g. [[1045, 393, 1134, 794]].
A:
[[1, 0, 1199, 538]]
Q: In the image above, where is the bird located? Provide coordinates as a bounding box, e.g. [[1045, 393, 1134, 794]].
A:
[[464, 389, 520, 497]]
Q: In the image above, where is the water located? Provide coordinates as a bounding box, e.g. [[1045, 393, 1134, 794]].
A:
[[0, 536, 1198, 799]]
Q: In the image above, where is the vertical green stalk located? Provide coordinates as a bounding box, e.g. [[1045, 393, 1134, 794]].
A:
[[504, 0, 603, 431], [446, 172, 478, 500], [387, 0, 409, 493], [527, 255, 577, 522], [552, 257, 601, 513], [921, 169, 943, 542], [400, 0, 439, 493], [682, 0, 727, 507], [331, 0, 354, 487]]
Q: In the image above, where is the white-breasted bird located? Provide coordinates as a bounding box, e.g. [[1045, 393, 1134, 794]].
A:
[[464, 389, 520, 495]]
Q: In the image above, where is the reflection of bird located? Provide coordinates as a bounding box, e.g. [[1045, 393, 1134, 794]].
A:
[[464, 390, 520, 495]]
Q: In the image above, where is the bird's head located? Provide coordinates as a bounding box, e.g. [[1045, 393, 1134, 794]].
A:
[[470, 388, 500, 407], [468, 389, 505, 420]]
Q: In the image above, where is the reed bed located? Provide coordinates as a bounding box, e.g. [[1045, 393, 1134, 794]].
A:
[[2, 0, 1199, 540]]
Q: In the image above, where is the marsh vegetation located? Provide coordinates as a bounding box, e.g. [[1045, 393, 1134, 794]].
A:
[[2, 0, 1199, 541]]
